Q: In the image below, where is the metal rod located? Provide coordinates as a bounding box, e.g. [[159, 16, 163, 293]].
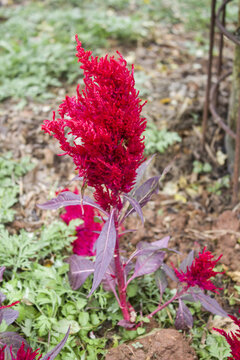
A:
[[202, 0, 217, 146], [215, 1, 226, 107], [216, 0, 240, 46], [232, 96, 240, 205], [209, 70, 236, 139]]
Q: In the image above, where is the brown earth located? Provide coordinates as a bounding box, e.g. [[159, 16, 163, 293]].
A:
[[105, 328, 197, 360]]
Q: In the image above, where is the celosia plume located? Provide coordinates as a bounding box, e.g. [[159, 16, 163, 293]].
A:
[[213, 311, 240, 360], [42, 35, 146, 211], [173, 248, 223, 293]]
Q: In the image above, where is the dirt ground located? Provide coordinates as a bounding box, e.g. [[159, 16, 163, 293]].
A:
[[0, 21, 239, 358]]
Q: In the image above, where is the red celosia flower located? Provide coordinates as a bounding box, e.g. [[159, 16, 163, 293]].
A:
[[60, 188, 102, 256], [42, 35, 147, 211], [173, 248, 223, 293], [213, 312, 240, 360], [0, 343, 49, 360]]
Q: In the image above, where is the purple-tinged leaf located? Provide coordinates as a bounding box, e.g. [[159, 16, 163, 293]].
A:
[[66, 255, 94, 290], [175, 299, 193, 330], [89, 210, 116, 296], [124, 176, 160, 220], [130, 155, 156, 195], [122, 194, 144, 224], [0, 332, 28, 357], [42, 328, 70, 360], [0, 292, 6, 304], [0, 267, 5, 282], [124, 160, 174, 220], [119, 229, 137, 236], [128, 251, 165, 284], [102, 272, 116, 293], [155, 269, 168, 297], [37, 191, 81, 210], [179, 250, 194, 272], [38, 192, 108, 216], [101, 260, 117, 292], [136, 236, 172, 255], [0, 308, 19, 325], [191, 290, 228, 317], [162, 264, 179, 282], [118, 320, 135, 328], [180, 293, 195, 302], [127, 237, 177, 264]]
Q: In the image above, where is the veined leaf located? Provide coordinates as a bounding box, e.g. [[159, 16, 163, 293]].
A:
[[128, 251, 165, 284], [38, 191, 108, 216], [175, 299, 193, 330], [122, 194, 144, 224], [131, 154, 156, 194], [190, 289, 227, 317], [37, 191, 81, 210], [67, 255, 94, 290], [89, 210, 116, 296]]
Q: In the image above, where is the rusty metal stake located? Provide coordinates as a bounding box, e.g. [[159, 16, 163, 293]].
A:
[[202, 0, 217, 146], [214, 1, 226, 107], [202, 0, 240, 204], [232, 98, 240, 205]]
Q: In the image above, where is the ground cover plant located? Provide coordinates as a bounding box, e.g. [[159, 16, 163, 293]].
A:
[[1, 0, 237, 103]]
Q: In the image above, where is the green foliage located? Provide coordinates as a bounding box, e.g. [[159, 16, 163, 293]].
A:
[[190, 326, 231, 359], [0, 0, 147, 102], [0, 152, 35, 224], [0, 219, 81, 275], [193, 161, 212, 174], [207, 175, 230, 195], [144, 122, 181, 155], [1, 0, 237, 102]]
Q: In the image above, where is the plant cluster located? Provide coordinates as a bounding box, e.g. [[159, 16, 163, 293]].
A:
[[0, 267, 69, 359], [39, 39, 230, 341], [0, 153, 34, 225]]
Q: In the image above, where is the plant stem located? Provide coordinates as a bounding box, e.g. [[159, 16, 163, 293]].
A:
[[114, 229, 131, 322], [132, 288, 187, 330]]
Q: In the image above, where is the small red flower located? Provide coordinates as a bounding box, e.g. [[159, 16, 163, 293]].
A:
[[173, 248, 223, 293], [10, 343, 45, 360], [59, 188, 102, 256], [0, 343, 49, 360], [42, 36, 146, 211], [213, 312, 240, 360]]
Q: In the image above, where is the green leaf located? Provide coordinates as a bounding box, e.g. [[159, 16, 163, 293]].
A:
[[53, 319, 80, 334]]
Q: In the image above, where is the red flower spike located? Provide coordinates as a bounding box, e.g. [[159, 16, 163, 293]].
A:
[[42, 36, 147, 211], [173, 248, 223, 293], [213, 312, 240, 360]]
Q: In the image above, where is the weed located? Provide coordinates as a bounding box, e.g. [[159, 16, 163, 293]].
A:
[[144, 122, 181, 155]]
